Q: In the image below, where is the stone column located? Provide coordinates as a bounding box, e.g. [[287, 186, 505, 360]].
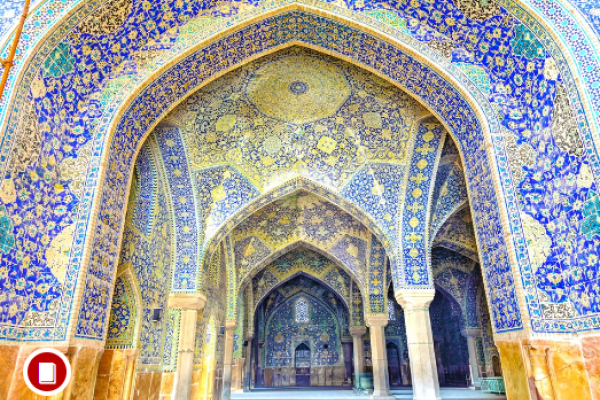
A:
[[461, 328, 482, 389], [244, 333, 253, 392], [365, 316, 394, 400], [396, 289, 441, 400], [169, 293, 207, 400], [122, 350, 137, 400], [221, 320, 237, 400], [350, 326, 367, 376]]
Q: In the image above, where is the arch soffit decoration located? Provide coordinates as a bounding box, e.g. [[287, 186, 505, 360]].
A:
[[263, 289, 344, 332], [204, 179, 395, 263], [0, 0, 599, 150], [75, 11, 525, 337], [430, 200, 469, 246], [252, 269, 355, 317], [237, 240, 368, 308], [433, 219, 479, 263], [107, 266, 143, 348], [5, 3, 599, 341], [428, 160, 470, 246], [429, 202, 473, 254]]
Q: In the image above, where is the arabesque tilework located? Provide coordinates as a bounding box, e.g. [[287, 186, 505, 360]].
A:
[[251, 249, 355, 311], [429, 143, 468, 243], [103, 137, 175, 365], [106, 272, 137, 349], [257, 275, 349, 368], [399, 122, 445, 287], [433, 208, 478, 261], [155, 126, 201, 291], [1, 0, 600, 346]]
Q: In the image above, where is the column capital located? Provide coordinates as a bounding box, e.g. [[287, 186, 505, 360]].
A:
[[168, 293, 207, 310], [168, 293, 206, 311], [225, 320, 237, 330], [365, 314, 389, 327], [349, 326, 367, 336], [395, 288, 435, 310], [461, 328, 482, 338]]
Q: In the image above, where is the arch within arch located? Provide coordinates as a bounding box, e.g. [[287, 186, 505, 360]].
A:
[[204, 178, 396, 276], [250, 264, 360, 319], [231, 239, 371, 323], [10, 6, 581, 344], [0, 0, 596, 342], [105, 268, 141, 349], [238, 240, 368, 301], [262, 289, 346, 373], [70, 11, 520, 339]]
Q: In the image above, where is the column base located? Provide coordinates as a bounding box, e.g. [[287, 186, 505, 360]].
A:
[[498, 338, 596, 400], [413, 396, 441, 400], [0, 343, 104, 400], [371, 395, 396, 400]]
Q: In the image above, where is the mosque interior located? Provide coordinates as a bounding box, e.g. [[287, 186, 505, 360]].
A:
[[1, 0, 600, 399]]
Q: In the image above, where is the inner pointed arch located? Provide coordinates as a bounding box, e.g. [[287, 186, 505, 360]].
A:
[[203, 177, 397, 275], [237, 240, 368, 305], [251, 268, 355, 315]]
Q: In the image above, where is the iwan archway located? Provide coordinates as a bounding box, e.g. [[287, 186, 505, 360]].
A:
[[1, 1, 599, 400], [97, 47, 509, 400]]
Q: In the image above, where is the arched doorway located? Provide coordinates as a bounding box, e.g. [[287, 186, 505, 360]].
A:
[[492, 356, 502, 377], [430, 289, 470, 387], [295, 343, 311, 386], [90, 43, 505, 400], [251, 262, 356, 389], [386, 342, 402, 387]]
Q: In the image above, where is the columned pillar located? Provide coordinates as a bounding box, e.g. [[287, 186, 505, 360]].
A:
[[122, 350, 138, 400], [461, 328, 482, 389], [365, 316, 394, 400], [395, 289, 441, 400], [221, 320, 237, 400], [350, 326, 367, 375], [169, 293, 207, 400], [243, 333, 253, 392]]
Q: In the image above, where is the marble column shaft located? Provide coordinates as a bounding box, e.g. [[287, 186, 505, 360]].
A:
[[169, 293, 207, 400], [365, 316, 394, 400], [396, 289, 441, 400], [243, 333, 253, 392], [221, 320, 237, 400], [122, 351, 137, 400], [461, 328, 482, 389], [350, 326, 367, 376]]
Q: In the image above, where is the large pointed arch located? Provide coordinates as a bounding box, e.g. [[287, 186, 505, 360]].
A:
[[21, 10, 525, 342], [251, 269, 355, 317], [237, 240, 368, 308], [202, 177, 396, 280], [5, 2, 600, 344]]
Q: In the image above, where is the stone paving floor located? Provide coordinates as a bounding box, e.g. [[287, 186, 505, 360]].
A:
[[232, 388, 506, 399]]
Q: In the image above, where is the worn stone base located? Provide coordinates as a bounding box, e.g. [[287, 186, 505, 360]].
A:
[[160, 372, 175, 400], [0, 343, 234, 400], [93, 349, 138, 400], [232, 359, 244, 391], [0, 343, 104, 400], [132, 370, 162, 400], [497, 337, 597, 400]]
